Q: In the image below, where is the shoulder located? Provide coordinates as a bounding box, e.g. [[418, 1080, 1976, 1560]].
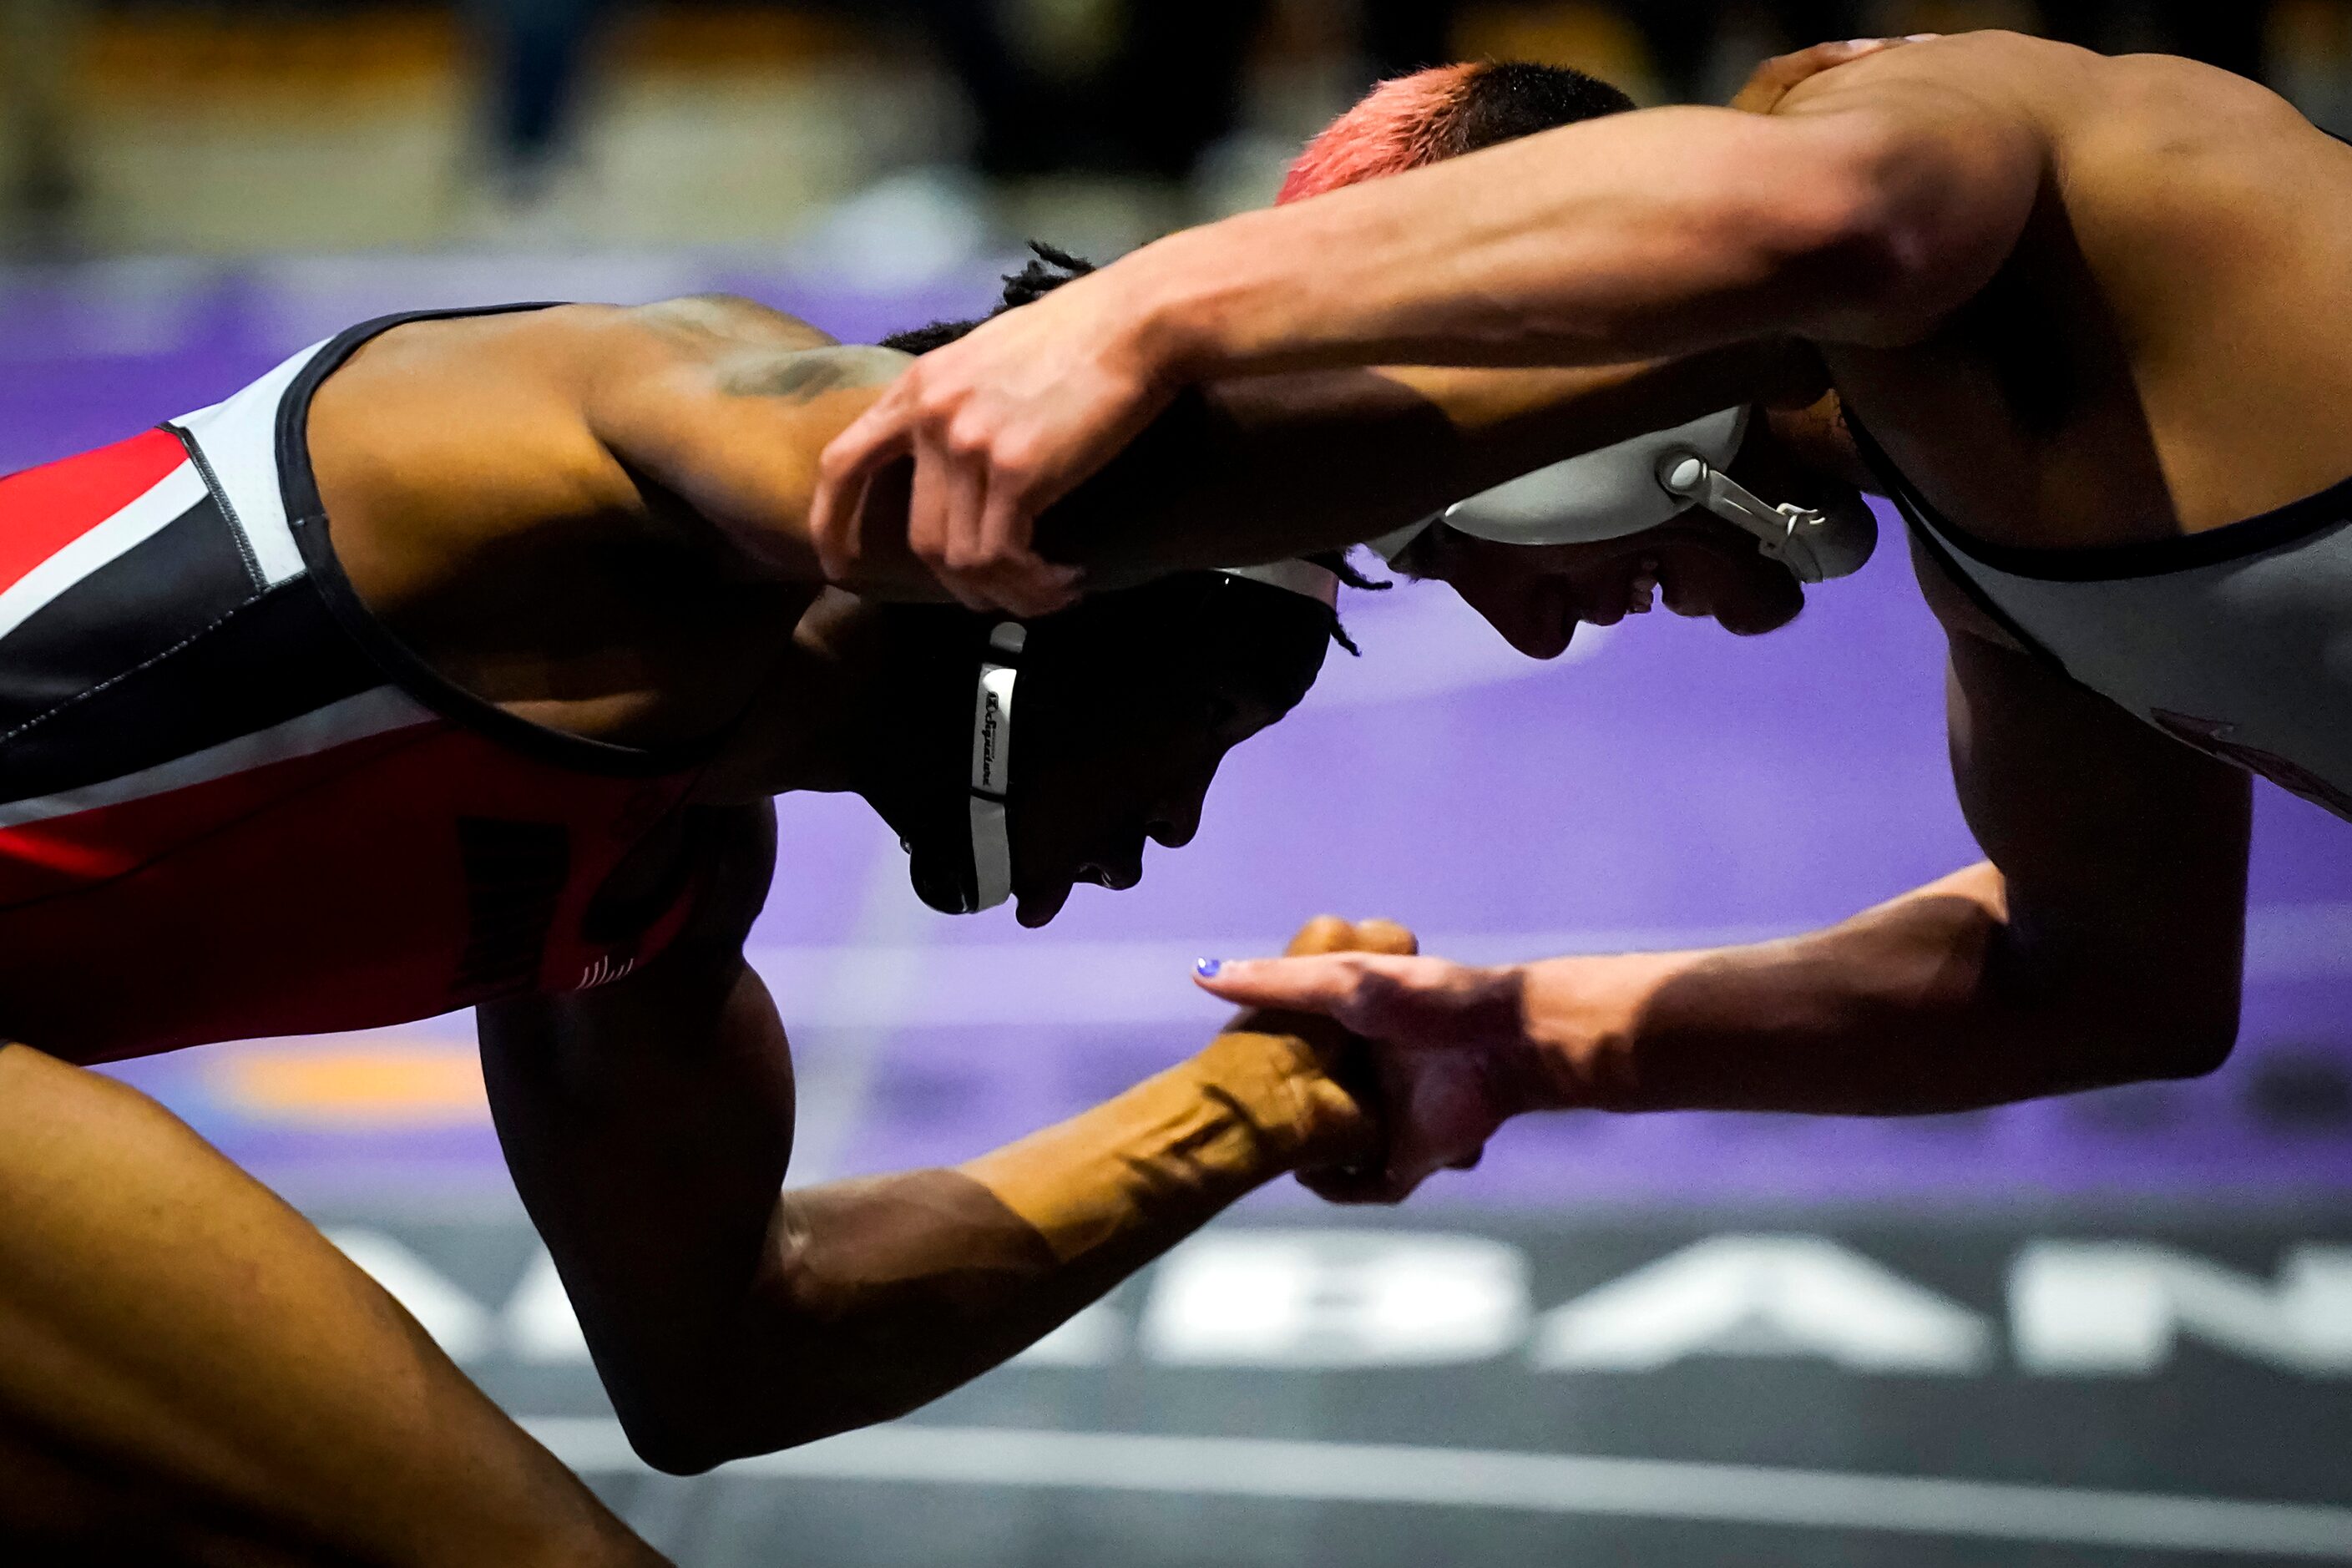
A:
[[623, 295, 841, 352], [415, 297, 870, 395], [599, 295, 912, 409], [704, 343, 913, 403], [325, 296, 854, 392], [1776, 30, 2083, 109], [1769, 30, 2074, 149]]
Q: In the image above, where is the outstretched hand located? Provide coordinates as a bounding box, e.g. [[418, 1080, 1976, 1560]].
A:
[[1727, 34, 1934, 116], [1202, 929, 1538, 1206], [808, 265, 1176, 618]]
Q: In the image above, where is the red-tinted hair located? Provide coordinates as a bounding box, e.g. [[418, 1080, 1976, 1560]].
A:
[[1278, 64, 1480, 205], [1278, 60, 1639, 205]]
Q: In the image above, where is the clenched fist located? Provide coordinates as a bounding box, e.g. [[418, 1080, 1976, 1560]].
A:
[[1201, 918, 1536, 1204]]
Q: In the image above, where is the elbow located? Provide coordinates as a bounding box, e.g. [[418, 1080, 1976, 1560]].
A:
[[609, 1352, 897, 1474], [2137, 958, 2245, 1083], [615, 1388, 765, 1476], [618, 1399, 842, 1476], [1758, 175, 1930, 331], [625, 1424, 733, 1479], [1994, 913, 2243, 1093], [605, 1358, 795, 1475], [1753, 123, 2023, 342], [620, 1400, 885, 1475], [2140, 1010, 2241, 1084], [2081, 988, 2242, 1089]]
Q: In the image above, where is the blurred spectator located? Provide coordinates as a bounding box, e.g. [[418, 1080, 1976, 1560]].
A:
[[468, 0, 617, 199], [0, 0, 82, 234], [1359, 0, 1454, 76], [1385, 2, 2284, 106], [922, 0, 1265, 183], [2042, 2, 2268, 81], [12, 0, 2335, 262]]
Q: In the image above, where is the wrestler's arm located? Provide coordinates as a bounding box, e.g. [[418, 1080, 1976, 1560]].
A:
[[1505, 612, 2250, 1115], [563, 295, 1821, 593], [1111, 41, 2047, 377], [1200, 554, 2249, 1162], [803, 38, 2051, 611], [477, 808, 1387, 1473], [1029, 342, 1828, 584]]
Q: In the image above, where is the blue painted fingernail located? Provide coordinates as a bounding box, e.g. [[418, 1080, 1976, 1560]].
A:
[[1195, 959, 1223, 978]]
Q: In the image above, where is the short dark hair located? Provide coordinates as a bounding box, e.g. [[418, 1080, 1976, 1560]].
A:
[[1279, 60, 1635, 204], [878, 241, 1098, 356], [1448, 61, 1638, 156]]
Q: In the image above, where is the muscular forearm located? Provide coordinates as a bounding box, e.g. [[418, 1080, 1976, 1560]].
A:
[[1520, 862, 2238, 1118], [712, 1028, 1361, 1456], [599, 295, 1813, 595], [1105, 106, 1918, 383], [1037, 341, 1818, 583]]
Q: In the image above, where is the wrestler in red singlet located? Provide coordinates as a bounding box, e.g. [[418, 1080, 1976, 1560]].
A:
[[0, 312, 710, 1060]]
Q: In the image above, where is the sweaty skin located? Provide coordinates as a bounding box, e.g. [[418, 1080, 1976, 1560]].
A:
[[1152, 34, 2314, 1186], [1, 906, 1409, 1559], [300, 43, 2287, 1185], [8, 287, 1485, 1559], [311, 295, 1830, 650], [815, 33, 2352, 587]]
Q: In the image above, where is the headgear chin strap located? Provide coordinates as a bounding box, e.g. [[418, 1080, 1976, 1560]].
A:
[[1373, 405, 1874, 585], [952, 559, 1342, 913]]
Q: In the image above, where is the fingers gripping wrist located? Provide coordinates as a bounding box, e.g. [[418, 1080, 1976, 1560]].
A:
[[1194, 1027, 1375, 1171]]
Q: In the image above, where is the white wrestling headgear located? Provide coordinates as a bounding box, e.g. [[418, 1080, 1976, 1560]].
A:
[[1372, 406, 1875, 585], [953, 559, 1343, 913]]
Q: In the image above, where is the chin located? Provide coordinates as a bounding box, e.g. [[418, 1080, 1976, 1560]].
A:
[[1717, 591, 1804, 638], [1014, 885, 1072, 928], [907, 853, 978, 917]]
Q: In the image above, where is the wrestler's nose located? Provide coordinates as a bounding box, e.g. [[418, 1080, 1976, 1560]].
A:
[[1147, 798, 1201, 849]]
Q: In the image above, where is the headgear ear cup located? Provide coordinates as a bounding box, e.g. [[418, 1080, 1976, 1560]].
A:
[[1655, 448, 1878, 584], [1373, 404, 1877, 584], [1441, 407, 1750, 548], [940, 561, 1343, 915]]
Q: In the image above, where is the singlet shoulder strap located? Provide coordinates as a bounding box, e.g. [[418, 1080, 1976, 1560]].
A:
[[1840, 409, 2078, 678], [279, 304, 723, 780]]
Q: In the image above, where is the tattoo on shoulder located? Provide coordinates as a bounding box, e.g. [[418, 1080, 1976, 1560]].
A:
[[640, 294, 827, 346], [721, 347, 908, 404]]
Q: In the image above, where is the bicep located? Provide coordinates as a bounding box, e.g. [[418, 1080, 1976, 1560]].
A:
[[476, 806, 797, 1398], [1943, 625, 2249, 1063], [480, 953, 797, 1274]]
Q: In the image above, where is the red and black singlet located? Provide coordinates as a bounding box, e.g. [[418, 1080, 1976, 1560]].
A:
[[0, 308, 710, 1063]]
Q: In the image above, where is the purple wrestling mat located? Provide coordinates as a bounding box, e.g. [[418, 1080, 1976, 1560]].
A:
[[10, 255, 2352, 1568], [8, 254, 2344, 1210]]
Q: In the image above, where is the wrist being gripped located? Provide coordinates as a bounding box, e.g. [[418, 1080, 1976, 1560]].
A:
[[1192, 1026, 1376, 1173]]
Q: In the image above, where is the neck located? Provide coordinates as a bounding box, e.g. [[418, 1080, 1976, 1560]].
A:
[[696, 594, 883, 801], [700, 594, 957, 822], [1761, 392, 1879, 495]]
